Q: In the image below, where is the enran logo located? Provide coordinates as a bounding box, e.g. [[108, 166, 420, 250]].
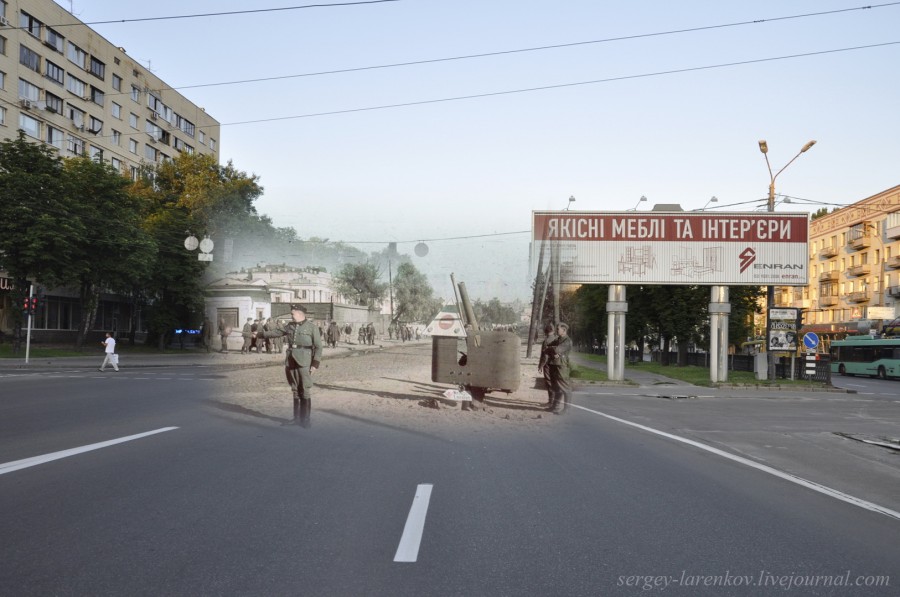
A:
[[739, 247, 756, 273]]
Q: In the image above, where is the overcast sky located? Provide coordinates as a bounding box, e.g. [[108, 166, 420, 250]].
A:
[[59, 0, 900, 302]]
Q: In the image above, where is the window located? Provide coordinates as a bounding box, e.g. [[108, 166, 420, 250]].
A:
[[89, 145, 102, 161], [67, 105, 85, 128], [0, 71, 5, 90], [89, 57, 105, 79], [45, 92, 63, 114], [0, 106, 5, 126], [144, 144, 158, 161], [175, 114, 195, 137], [18, 79, 40, 101], [129, 113, 138, 129], [130, 166, 140, 180], [67, 134, 84, 155], [131, 85, 140, 102], [67, 42, 86, 68], [66, 74, 86, 97], [45, 28, 64, 53], [111, 102, 121, 119], [88, 116, 103, 135], [19, 45, 40, 72], [199, 131, 205, 144], [112, 74, 122, 91], [47, 126, 64, 149], [20, 11, 43, 38], [129, 139, 138, 154], [19, 113, 40, 138], [90, 86, 104, 106], [111, 129, 121, 145], [111, 157, 122, 171], [45, 60, 64, 85], [209, 138, 216, 151], [0, 36, 6, 55]]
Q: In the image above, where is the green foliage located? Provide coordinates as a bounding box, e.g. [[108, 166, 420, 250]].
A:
[[0, 133, 78, 289], [335, 262, 388, 306], [473, 298, 519, 325], [392, 262, 441, 323]]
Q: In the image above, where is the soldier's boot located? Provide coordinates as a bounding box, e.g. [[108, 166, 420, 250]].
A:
[[299, 398, 311, 428], [550, 392, 566, 414]]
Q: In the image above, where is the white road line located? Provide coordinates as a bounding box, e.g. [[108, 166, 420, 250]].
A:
[[394, 484, 433, 563], [571, 404, 900, 522], [0, 427, 178, 476]]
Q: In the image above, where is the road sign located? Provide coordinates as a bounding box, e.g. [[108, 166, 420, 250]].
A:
[[803, 332, 820, 350]]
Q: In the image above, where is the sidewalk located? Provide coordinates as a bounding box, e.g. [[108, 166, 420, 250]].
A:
[[0, 338, 428, 370]]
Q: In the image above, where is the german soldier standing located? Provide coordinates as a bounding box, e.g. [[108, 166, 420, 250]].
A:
[[547, 322, 573, 414], [537, 322, 557, 407], [260, 304, 322, 427]]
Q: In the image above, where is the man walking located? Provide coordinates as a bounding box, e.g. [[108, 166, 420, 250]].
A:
[[99, 332, 119, 372], [260, 304, 322, 427]]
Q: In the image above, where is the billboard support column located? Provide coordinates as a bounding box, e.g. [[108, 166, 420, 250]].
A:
[[709, 286, 731, 383], [606, 285, 627, 381]]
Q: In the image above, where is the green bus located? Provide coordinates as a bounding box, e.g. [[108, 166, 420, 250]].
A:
[[830, 336, 900, 379]]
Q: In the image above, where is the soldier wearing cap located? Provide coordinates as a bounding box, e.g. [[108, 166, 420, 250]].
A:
[[260, 303, 322, 426], [546, 322, 573, 414]]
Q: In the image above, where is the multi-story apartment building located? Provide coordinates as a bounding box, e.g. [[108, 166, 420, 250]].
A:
[[779, 185, 900, 343], [0, 0, 219, 176], [0, 0, 220, 342]]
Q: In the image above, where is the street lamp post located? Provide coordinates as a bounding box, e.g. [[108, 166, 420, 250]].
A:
[[628, 196, 647, 211], [758, 138, 816, 380]]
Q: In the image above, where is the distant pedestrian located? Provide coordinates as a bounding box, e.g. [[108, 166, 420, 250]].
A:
[[327, 320, 339, 349], [99, 332, 119, 372], [241, 318, 253, 353], [218, 316, 229, 353], [202, 318, 213, 353]]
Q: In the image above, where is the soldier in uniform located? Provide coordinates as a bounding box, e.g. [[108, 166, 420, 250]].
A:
[[260, 304, 322, 427], [546, 322, 573, 414], [218, 316, 229, 353], [241, 318, 253, 354], [327, 320, 339, 349], [366, 322, 376, 345], [537, 322, 557, 407]]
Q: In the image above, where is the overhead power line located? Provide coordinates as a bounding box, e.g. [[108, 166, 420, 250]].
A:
[[170, 2, 900, 92], [218, 40, 900, 127], [43, 0, 400, 29]]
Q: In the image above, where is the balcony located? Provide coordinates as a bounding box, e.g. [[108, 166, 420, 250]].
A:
[[888, 255, 900, 270], [887, 222, 900, 240], [888, 285, 900, 298], [848, 235, 871, 251], [847, 264, 872, 277], [848, 291, 870, 303], [818, 270, 839, 282], [820, 295, 839, 307], [818, 245, 839, 259]]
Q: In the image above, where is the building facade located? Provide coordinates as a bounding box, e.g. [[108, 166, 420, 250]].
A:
[[1, 0, 219, 176], [0, 0, 220, 342], [779, 185, 900, 343]]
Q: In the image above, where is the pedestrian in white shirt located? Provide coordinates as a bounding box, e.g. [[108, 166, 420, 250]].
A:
[[100, 333, 119, 372]]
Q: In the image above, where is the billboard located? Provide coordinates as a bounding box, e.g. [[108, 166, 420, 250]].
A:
[[532, 211, 809, 286], [768, 307, 800, 351]]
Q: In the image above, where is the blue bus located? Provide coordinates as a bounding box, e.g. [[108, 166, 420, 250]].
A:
[[830, 336, 900, 379]]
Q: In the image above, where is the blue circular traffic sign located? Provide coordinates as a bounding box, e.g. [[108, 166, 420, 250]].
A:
[[803, 332, 820, 350]]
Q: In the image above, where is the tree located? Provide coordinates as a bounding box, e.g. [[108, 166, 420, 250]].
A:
[[335, 262, 387, 306], [0, 133, 80, 351], [63, 156, 157, 348], [392, 262, 440, 323]]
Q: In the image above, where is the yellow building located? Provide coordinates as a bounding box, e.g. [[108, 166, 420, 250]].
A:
[[0, 0, 219, 176], [783, 185, 900, 342]]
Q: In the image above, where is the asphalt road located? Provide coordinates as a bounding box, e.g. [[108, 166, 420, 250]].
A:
[[1, 362, 898, 596]]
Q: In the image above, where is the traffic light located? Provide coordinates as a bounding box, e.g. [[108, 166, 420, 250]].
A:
[[29, 297, 38, 313], [22, 297, 30, 314]]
